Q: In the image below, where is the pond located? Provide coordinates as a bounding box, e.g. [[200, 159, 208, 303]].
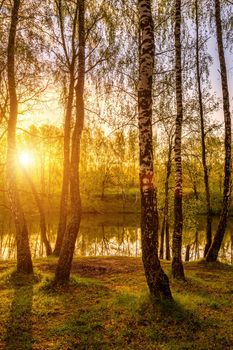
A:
[[0, 214, 232, 263]]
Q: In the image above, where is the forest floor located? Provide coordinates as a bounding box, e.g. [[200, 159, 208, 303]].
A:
[[0, 257, 232, 350]]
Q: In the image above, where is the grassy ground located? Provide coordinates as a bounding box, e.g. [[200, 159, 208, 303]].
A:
[[0, 257, 232, 350]]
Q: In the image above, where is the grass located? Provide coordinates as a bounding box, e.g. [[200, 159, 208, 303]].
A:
[[0, 257, 232, 349]]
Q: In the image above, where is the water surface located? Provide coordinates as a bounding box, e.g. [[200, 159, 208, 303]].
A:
[[0, 214, 232, 263]]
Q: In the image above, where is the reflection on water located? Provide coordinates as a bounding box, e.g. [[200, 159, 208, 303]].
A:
[[0, 214, 232, 263]]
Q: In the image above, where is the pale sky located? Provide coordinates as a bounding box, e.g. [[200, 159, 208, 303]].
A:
[[208, 36, 233, 122], [18, 28, 233, 130]]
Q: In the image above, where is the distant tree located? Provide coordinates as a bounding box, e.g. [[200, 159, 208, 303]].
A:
[[206, 0, 232, 262], [138, 0, 172, 300], [160, 127, 173, 261], [23, 169, 52, 256]]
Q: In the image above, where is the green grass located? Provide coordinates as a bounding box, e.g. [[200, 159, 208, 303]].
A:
[[0, 258, 232, 349]]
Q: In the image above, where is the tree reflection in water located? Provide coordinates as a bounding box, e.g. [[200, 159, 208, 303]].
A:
[[0, 214, 232, 263]]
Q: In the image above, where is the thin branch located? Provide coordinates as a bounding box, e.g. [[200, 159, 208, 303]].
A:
[[55, 0, 71, 67], [71, 0, 79, 60]]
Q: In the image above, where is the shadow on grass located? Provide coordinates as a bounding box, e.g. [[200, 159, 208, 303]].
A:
[[136, 295, 203, 345], [40, 275, 108, 295], [142, 295, 201, 323], [4, 272, 37, 350], [40, 276, 112, 349], [197, 259, 233, 271]]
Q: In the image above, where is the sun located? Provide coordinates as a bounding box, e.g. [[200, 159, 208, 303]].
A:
[[18, 151, 33, 167]]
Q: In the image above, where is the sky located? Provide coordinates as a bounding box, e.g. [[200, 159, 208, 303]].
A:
[[17, 11, 233, 130], [208, 36, 233, 122], [18, 89, 63, 129]]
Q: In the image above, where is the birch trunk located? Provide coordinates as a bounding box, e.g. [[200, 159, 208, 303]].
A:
[[165, 221, 171, 260], [54, 70, 75, 256], [195, 0, 212, 257], [159, 217, 165, 259], [7, 0, 33, 273], [138, 0, 172, 300], [55, 0, 85, 283], [160, 140, 172, 260], [206, 0, 232, 262], [172, 0, 185, 280], [53, 0, 79, 256]]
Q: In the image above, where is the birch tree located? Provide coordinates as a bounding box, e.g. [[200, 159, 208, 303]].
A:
[[206, 0, 232, 262], [195, 0, 212, 257], [55, 0, 85, 283], [172, 0, 185, 280], [159, 127, 173, 261], [138, 0, 172, 300], [6, 0, 33, 273], [53, 0, 78, 256]]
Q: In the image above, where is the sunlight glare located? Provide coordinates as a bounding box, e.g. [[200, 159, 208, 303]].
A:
[[18, 152, 33, 167]]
